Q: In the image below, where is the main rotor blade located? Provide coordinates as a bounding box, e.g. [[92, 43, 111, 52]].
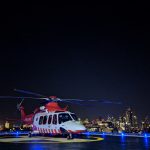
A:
[[14, 89, 46, 97], [60, 99, 86, 105], [0, 96, 49, 100], [0, 95, 122, 105], [84, 99, 122, 104], [62, 99, 122, 104], [62, 99, 85, 101], [60, 99, 122, 106]]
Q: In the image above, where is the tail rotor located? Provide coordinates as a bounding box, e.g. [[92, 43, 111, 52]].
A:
[[17, 98, 24, 110]]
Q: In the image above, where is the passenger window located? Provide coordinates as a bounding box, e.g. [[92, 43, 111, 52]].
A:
[[39, 116, 43, 125], [52, 114, 57, 124], [43, 116, 47, 125], [48, 115, 52, 124]]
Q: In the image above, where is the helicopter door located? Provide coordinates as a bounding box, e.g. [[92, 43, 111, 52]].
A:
[[52, 114, 59, 134], [48, 115, 52, 124], [52, 114, 57, 125]]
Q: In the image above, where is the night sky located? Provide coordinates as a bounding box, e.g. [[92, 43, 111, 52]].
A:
[[0, 3, 150, 120]]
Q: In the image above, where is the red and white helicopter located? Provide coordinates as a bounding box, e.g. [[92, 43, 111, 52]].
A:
[[0, 89, 121, 139]]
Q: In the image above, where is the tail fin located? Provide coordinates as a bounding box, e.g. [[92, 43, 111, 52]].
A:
[[17, 99, 26, 121]]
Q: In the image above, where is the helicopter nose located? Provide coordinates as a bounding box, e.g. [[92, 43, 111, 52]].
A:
[[76, 124, 86, 131], [63, 121, 86, 133]]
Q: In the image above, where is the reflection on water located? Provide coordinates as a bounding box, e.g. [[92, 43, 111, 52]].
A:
[[144, 137, 149, 149], [26, 136, 150, 150], [121, 134, 125, 143], [29, 144, 44, 150]]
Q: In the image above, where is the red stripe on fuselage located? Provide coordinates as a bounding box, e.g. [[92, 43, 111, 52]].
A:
[[68, 130, 86, 134]]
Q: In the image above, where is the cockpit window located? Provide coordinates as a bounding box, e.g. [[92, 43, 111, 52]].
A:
[[58, 113, 72, 124], [71, 114, 78, 121]]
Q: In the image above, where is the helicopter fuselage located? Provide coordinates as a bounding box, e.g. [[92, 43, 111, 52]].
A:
[[32, 111, 86, 135]]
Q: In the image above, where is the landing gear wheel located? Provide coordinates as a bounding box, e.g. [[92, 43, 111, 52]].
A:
[[28, 132, 32, 138], [59, 127, 73, 140], [67, 133, 73, 140]]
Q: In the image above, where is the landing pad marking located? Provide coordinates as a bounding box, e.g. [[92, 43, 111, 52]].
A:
[[0, 136, 103, 143]]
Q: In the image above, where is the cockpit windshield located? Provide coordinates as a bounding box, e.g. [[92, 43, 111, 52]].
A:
[[71, 113, 78, 121], [58, 113, 72, 124]]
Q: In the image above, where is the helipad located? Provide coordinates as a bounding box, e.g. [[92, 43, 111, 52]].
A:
[[0, 136, 103, 143]]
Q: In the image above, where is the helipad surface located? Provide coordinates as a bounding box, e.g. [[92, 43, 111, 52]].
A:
[[0, 136, 103, 143]]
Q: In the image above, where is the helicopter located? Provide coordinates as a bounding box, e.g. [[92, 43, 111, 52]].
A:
[[0, 89, 122, 139]]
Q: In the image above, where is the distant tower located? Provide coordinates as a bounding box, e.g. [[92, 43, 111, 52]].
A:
[[123, 107, 138, 128], [142, 115, 149, 132]]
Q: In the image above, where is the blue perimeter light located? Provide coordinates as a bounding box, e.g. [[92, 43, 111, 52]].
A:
[[87, 132, 90, 136], [84, 132, 90, 136], [144, 134, 147, 138], [102, 132, 105, 138], [16, 131, 19, 136], [121, 133, 124, 136]]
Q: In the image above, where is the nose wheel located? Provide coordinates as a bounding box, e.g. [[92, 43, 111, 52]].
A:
[[60, 127, 74, 140]]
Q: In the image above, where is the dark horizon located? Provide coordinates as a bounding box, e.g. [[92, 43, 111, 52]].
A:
[[0, 3, 150, 121]]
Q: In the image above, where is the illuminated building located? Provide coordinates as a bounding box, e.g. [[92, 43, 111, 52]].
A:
[[141, 116, 149, 132], [4, 121, 10, 129], [83, 118, 90, 124], [121, 107, 138, 128]]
